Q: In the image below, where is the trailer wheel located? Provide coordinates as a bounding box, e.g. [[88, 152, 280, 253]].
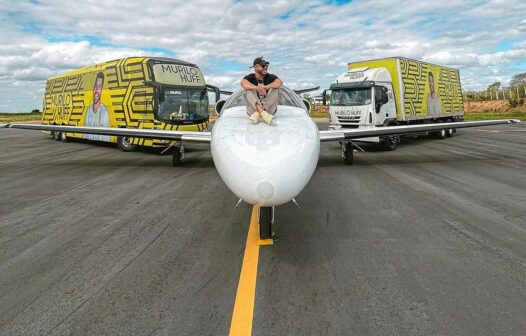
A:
[[383, 134, 399, 151], [445, 129, 453, 138], [60, 131, 68, 142], [343, 142, 354, 165], [117, 136, 137, 152], [54, 132, 62, 141]]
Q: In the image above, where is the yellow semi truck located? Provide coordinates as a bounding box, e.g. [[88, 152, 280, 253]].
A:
[[42, 56, 219, 152], [324, 57, 464, 150]]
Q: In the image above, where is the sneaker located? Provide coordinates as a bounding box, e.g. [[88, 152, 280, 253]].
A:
[[260, 110, 275, 125], [249, 112, 261, 124]]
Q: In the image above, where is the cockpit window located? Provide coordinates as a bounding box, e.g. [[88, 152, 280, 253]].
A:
[[223, 86, 306, 111]]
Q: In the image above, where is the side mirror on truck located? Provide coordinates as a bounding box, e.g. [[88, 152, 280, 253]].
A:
[[381, 86, 389, 104], [206, 84, 221, 102], [381, 92, 388, 104], [322, 90, 327, 106]]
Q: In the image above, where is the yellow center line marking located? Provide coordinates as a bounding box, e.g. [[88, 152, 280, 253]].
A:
[[229, 205, 261, 336]]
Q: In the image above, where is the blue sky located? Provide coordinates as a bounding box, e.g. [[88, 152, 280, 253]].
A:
[[0, 0, 525, 111]]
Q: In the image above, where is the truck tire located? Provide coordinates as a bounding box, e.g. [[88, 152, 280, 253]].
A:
[[54, 131, 62, 141], [429, 129, 446, 139], [60, 131, 68, 142], [344, 142, 354, 165], [383, 134, 399, 151], [445, 129, 453, 138], [117, 136, 137, 152]]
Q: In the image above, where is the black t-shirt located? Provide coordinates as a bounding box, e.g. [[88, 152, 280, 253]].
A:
[[243, 73, 279, 99], [243, 73, 279, 87]]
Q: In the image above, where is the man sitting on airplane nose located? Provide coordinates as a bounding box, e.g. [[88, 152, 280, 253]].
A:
[[241, 57, 283, 125]]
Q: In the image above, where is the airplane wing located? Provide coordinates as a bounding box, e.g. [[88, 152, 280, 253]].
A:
[[0, 124, 211, 143], [319, 119, 520, 142], [293, 86, 320, 95]]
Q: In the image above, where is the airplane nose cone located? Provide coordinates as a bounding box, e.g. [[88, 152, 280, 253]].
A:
[[256, 182, 274, 199]]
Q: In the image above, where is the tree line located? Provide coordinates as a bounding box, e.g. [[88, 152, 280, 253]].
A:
[[464, 73, 526, 106]]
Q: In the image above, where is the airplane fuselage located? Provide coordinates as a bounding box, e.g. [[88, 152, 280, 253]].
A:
[[211, 106, 320, 206]]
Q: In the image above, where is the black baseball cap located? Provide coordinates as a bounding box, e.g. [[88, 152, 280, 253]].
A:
[[250, 56, 269, 68]]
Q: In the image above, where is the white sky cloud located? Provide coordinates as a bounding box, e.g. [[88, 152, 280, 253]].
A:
[[0, 0, 525, 111]]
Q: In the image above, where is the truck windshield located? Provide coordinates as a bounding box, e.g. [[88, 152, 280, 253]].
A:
[[157, 89, 209, 123], [330, 88, 372, 106]]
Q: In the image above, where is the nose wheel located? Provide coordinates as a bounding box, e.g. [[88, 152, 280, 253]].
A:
[[258, 206, 277, 243]]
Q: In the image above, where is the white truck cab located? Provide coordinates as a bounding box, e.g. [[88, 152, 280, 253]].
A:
[[325, 67, 399, 150], [327, 67, 396, 130]]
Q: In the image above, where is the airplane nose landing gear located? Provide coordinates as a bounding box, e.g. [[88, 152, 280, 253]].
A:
[[258, 206, 278, 245]]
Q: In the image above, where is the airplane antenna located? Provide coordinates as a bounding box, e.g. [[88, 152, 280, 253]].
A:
[[292, 198, 300, 208]]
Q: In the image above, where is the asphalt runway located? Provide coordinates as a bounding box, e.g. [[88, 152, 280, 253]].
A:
[[1, 123, 525, 335]]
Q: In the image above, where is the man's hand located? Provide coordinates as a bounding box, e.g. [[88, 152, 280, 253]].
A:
[[256, 85, 267, 96]]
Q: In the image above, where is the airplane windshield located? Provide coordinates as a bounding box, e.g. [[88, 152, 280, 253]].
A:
[[156, 89, 209, 124], [330, 88, 372, 106], [223, 87, 306, 111]]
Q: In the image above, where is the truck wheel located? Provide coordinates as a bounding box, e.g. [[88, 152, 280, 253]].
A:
[[117, 136, 137, 152], [343, 142, 354, 165], [383, 134, 398, 151], [54, 132, 62, 141], [429, 130, 446, 139], [445, 129, 453, 138], [60, 131, 68, 142], [172, 145, 184, 167]]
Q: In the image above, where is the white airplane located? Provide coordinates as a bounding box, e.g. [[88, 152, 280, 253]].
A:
[[1, 86, 520, 240]]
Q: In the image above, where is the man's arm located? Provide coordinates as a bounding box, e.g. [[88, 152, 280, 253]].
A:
[[264, 78, 283, 90], [241, 79, 258, 90], [241, 79, 267, 96]]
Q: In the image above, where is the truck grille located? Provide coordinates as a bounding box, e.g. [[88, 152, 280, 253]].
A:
[[337, 116, 360, 123]]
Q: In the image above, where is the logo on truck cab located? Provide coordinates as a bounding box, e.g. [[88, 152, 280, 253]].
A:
[[335, 109, 361, 116], [153, 64, 205, 87], [344, 72, 365, 80]]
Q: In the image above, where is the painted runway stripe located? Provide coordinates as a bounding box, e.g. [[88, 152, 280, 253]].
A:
[[229, 206, 260, 336]]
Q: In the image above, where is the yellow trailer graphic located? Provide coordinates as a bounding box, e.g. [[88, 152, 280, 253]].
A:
[[42, 57, 218, 149], [347, 57, 463, 120]]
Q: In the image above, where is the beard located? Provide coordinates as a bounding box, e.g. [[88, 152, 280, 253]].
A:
[[256, 68, 267, 76]]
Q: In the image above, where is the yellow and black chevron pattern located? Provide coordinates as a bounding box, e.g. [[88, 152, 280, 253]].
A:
[[42, 57, 208, 147], [400, 58, 463, 118]]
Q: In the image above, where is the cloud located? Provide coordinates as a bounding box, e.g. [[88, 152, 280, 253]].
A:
[[0, 0, 525, 111]]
